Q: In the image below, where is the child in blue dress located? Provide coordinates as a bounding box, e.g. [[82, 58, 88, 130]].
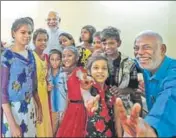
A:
[[47, 49, 67, 136], [1, 17, 42, 137]]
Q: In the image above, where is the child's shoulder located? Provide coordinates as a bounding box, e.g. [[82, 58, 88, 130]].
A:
[[2, 48, 12, 55], [1, 49, 14, 67], [58, 67, 67, 77]]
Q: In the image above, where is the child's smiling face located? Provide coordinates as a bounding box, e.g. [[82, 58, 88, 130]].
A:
[[90, 59, 109, 84], [62, 49, 77, 68]]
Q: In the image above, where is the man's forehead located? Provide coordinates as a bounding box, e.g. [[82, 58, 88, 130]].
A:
[[135, 35, 157, 44], [47, 12, 58, 18]]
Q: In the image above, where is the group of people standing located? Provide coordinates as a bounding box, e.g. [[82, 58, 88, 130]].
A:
[[1, 10, 176, 138]]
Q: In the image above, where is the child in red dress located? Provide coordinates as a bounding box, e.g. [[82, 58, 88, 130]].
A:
[[56, 46, 90, 137]]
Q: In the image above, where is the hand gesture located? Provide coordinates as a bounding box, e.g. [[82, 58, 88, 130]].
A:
[[76, 70, 94, 90], [85, 95, 100, 113], [116, 98, 157, 137]]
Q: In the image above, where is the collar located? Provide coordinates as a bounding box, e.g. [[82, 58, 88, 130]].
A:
[[145, 56, 172, 80], [49, 67, 63, 78], [92, 82, 108, 92]]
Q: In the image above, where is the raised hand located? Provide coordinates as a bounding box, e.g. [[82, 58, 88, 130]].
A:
[[85, 95, 100, 113], [76, 70, 94, 90], [116, 98, 157, 137]]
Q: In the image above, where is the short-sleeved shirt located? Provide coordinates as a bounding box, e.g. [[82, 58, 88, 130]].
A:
[[143, 56, 176, 137]]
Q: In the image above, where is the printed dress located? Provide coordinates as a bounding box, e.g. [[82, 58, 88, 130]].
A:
[[56, 67, 87, 137], [85, 83, 116, 137], [77, 46, 92, 67], [1, 49, 36, 137], [33, 52, 53, 137]]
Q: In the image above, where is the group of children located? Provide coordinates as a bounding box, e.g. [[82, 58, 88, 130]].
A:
[[1, 17, 142, 137]]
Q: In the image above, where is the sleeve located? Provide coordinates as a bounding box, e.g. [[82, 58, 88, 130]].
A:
[[144, 72, 176, 137], [1, 66, 10, 104], [1, 50, 13, 104]]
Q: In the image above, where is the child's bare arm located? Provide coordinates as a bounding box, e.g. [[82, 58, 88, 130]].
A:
[[33, 92, 43, 124]]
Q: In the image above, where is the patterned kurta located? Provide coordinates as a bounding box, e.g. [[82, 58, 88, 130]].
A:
[[1, 49, 36, 137], [77, 46, 92, 67], [85, 83, 116, 137]]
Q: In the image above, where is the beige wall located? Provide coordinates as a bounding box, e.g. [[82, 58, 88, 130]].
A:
[[1, 1, 176, 58]]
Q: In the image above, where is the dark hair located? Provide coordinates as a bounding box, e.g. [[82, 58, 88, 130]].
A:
[[101, 26, 121, 42], [49, 49, 62, 59], [33, 28, 49, 43], [25, 17, 34, 31], [63, 45, 79, 58], [79, 25, 96, 44], [86, 55, 111, 75], [93, 31, 101, 39], [11, 17, 34, 39], [59, 32, 75, 46]]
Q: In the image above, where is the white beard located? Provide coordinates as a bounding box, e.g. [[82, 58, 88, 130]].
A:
[[50, 27, 58, 32]]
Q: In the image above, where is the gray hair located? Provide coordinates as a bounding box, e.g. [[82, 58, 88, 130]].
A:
[[134, 30, 163, 44], [63, 46, 79, 58], [11, 17, 33, 38], [47, 10, 61, 22]]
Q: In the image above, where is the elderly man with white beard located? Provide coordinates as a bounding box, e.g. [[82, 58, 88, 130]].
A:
[[44, 10, 65, 54], [116, 30, 176, 137]]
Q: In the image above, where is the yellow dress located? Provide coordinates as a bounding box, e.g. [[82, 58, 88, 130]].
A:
[[33, 52, 53, 137]]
